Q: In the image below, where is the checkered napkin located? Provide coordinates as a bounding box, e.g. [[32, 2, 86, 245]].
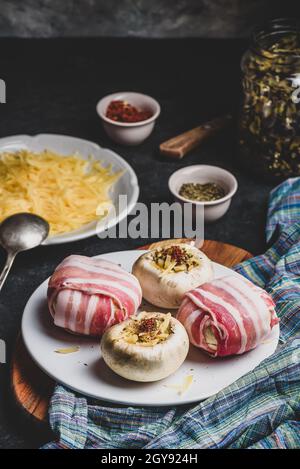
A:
[[43, 178, 300, 449]]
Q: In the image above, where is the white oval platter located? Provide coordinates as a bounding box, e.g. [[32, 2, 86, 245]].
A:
[[22, 250, 279, 407]]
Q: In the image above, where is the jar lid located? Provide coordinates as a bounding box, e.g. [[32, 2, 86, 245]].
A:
[[252, 18, 300, 61]]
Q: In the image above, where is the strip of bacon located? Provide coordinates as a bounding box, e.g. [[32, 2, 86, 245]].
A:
[[47, 255, 142, 336], [177, 275, 279, 357]]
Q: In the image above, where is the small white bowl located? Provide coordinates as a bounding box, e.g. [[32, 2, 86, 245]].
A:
[[96, 92, 160, 146], [168, 165, 238, 223]]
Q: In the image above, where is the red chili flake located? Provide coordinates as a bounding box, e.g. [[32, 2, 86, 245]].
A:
[[106, 100, 153, 123], [161, 246, 187, 264], [138, 318, 157, 333]]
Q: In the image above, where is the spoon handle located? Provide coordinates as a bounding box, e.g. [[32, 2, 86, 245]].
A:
[[0, 251, 16, 291]]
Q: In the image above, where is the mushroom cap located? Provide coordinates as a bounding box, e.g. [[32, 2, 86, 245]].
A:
[[132, 244, 213, 309], [101, 312, 189, 382]]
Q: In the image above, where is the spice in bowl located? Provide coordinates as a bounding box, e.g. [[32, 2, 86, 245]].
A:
[[106, 100, 153, 123], [179, 182, 226, 202]]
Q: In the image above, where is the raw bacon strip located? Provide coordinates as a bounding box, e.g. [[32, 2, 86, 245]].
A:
[[177, 275, 279, 357], [47, 255, 142, 336]]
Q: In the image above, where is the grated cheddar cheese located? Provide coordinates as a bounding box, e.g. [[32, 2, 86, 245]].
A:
[[0, 149, 121, 236]]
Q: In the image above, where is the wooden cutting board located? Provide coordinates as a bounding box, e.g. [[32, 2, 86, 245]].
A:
[[11, 239, 252, 424]]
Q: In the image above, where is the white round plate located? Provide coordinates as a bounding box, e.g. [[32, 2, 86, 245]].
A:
[[22, 250, 279, 407], [0, 134, 139, 244]]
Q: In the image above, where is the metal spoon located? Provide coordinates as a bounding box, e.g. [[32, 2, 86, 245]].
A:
[[0, 213, 49, 291]]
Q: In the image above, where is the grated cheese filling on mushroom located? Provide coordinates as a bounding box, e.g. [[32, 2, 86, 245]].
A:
[[120, 312, 173, 346], [152, 245, 201, 274]]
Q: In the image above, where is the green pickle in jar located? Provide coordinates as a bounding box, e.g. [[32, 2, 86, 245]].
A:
[[239, 19, 300, 179]]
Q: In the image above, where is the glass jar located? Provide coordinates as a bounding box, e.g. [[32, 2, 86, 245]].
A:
[[239, 18, 300, 180]]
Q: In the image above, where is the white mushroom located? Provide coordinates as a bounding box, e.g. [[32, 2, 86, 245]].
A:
[[101, 312, 189, 382], [132, 243, 213, 309]]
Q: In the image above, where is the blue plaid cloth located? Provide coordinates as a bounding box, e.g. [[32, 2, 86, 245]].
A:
[[43, 178, 300, 449]]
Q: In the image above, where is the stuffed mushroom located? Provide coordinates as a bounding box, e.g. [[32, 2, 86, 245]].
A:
[[132, 243, 213, 309], [101, 311, 189, 382]]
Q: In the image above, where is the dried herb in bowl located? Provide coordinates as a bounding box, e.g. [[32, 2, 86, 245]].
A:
[[179, 182, 226, 202]]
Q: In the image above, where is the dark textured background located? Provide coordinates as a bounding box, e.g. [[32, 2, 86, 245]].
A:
[[0, 0, 298, 38]]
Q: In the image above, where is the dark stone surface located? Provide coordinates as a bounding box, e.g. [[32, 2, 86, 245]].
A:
[[0, 37, 276, 448], [0, 0, 297, 38]]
